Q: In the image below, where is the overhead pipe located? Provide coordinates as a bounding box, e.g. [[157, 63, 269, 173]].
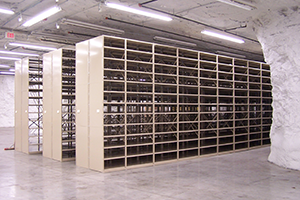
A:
[[139, 4, 259, 44], [139, 0, 158, 6], [40, 38, 75, 45], [67, 31, 97, 38]]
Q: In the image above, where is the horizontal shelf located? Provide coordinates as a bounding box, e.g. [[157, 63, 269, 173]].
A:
[[104, 145, 125, 149], [104, 156, 126, 161], [104, 46, 125, 51], [62, 148, 76, 152], [179, 138, 199, 142], [128, 49, 153, 55], [126, 153, 154, 158], [104, 57, 125, 62], [28, 143, 43, 146], [62, 139, 75, 142], [126, 70, 152, 75], [127, 142, 153, 147], [154, 149, 178, 154]]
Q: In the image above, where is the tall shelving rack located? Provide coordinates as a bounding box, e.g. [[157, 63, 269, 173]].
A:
[[43, 49, 76, 161], [15, 57, 43, 154], [76, 35, 272, 172]]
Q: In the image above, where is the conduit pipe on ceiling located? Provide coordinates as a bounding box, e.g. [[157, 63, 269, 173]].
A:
[[139, 4, 259, 44], [61, 18, 125, 35]]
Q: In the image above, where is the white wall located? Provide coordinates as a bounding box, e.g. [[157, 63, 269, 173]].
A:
[[253, 7, 300, 170], [0, 75, 14, 127]]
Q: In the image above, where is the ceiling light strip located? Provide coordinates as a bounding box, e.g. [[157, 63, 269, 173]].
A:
[[0, 8, 14, 15], [0, 64, 10, 68], [106, 3, 172, 21], [0, 50, 39, 57], [216, 0, 256, 11], [61, 18, 124, 34], [23, 6, 61, 27], [153, 36, 197, 47], [0, 71, 15, 75], [201, 30, 245, 44], [0, 56, 21, 61], [9, 43, 57, 51]]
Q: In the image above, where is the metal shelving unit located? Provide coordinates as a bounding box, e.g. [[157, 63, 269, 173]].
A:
[[43, 49, 76, 161], [76, 35, 272, 172], [15, 58, 43, 154]]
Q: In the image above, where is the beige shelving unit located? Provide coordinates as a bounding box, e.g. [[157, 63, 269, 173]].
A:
[[76, 35, 272, 172], [15, 57, 43, 154], [43, 49, 76, 161]]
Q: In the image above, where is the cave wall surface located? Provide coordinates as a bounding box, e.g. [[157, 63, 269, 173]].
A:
[[0, 75, 14, 127], [253, 7, 300, 170]]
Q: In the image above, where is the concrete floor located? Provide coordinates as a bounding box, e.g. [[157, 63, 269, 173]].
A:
[[1, 127, 299, 200]]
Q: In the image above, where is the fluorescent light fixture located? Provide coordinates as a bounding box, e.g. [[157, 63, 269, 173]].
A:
[[106, 2, 172, 21], [0, 8, 14, 15], [9, 68, 15, 72], [23, 6, 61, 27], [0, 56, 21, 61], [216, 0, 256, 11], [201, 30, 245, 44], [0, 50, 39, 57], [0, 64, 10, 68], [153, 36, 197, 47], [9, 43, 57, 51], [0, 71, 15, 75], [216, 50, 246, 58], [61, 18, 124, 35]]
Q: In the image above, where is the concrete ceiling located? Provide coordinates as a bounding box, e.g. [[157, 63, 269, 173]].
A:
[[0, 0, 299, 68]]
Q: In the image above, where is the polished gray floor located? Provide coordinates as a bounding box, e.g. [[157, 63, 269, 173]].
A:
[[1, 127, 299, 200]]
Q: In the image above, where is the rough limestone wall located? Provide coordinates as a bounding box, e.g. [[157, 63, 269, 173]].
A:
[[0, 75, 14, 127], [253, 7, 300, 170]]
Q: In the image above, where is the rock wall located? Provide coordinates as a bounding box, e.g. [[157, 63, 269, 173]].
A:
[[253, 7, 300, 170], [0, 75, 14, 127]]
